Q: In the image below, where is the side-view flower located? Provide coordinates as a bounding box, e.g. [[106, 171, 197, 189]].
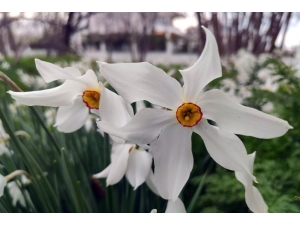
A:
[[94, 101, 152, 189], [7, 59, 135, 134], [96, 26, 292, 202], [8, 60, 103, 133], [93, 142, 152, 189]]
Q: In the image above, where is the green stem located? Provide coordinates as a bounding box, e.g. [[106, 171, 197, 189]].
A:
[[0, 109, 60, 212], [29, 107, 61, 155], [0, 202, 8, 213], [187, 160, 213, 213]]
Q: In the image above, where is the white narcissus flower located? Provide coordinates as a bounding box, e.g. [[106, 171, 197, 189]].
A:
[[0, 174, 6, 197], [97, 26, 292, 201], [8, 60, 101, 132], [235, 152, 268, 213], [94, 100, 153, 189], [93, 143, 152, 189], [8, 59, 107, 133], [7, 181, 26, 207]]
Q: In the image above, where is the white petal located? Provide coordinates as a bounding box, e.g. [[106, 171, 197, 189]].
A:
[[106, 143, 132, 185], [77, 70, 99, 89], [63, 67, 82, 78], [97, 108, 176, 145], [35, 59, 79, 83], [93, 165, 111, 179], [145, 170, 160, 196], [151, 123, 193, 201], [248, 186, 268, 213], [125, 149, 152, 189], [97, 128, 104, 137], [36, 59, 99, 89], [179, 26, 222, 102], [235, 152, 256, 187], [135, 100, 146, 113], [194, 119, 257, 182], [198, 89, 292, 139], [235, 152, 268, 213], [98, 62, 182, 110], [99, 84, 133, 128], [243, 185, 268, 213], [54, 97, 89, 133], [0, 174, 7, 197], [8, 80, 86, 107], [165, 198, 186, 213]]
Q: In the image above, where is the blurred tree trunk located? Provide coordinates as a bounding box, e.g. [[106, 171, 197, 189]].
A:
[[252, 12, 263, 54], [211, 13, 224, 55], [194, 12, 295, 56], [196, 12, 205, 55], [63, 12, 74, 52], [280, 12, 292, 50], [137, 12, 157, 62]]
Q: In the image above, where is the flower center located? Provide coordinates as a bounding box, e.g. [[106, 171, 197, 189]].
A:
[[82, 90, 101, 109], [176, 102, 203, 127]]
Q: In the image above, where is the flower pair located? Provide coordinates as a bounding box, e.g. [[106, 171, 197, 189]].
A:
[[7, 27, 292, 213]]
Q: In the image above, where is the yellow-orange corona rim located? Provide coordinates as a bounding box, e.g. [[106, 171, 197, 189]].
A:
[[82, 90, 101, 109], [176, 102, 203, 127]]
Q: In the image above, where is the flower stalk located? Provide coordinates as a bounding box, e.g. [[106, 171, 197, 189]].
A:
[[5, 170, 32, 182], [0, 71, 23, 92]]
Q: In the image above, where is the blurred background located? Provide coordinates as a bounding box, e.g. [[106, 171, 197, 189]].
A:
[[0, 12, 300, 213], [1, 12, 300, 63]]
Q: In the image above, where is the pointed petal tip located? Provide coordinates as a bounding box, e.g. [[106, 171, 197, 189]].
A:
[[201, 26, 212, 34], [92, 174, 98, 179], [253, 175, 258, 184], [96, 61, 108, 71], [34, 58, 43, 66]]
